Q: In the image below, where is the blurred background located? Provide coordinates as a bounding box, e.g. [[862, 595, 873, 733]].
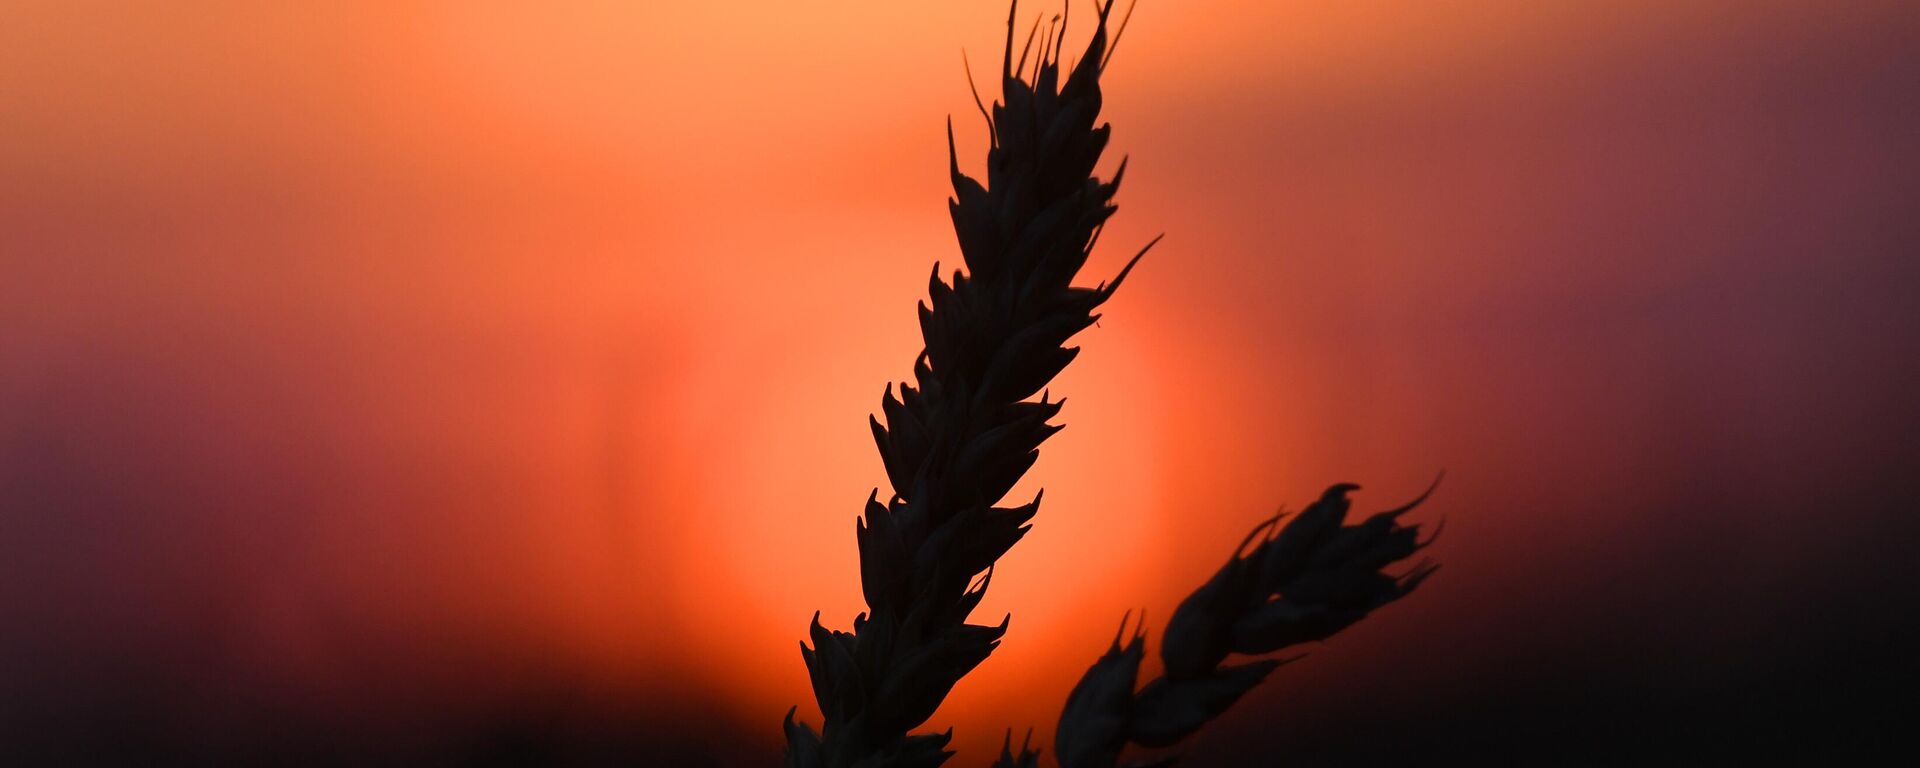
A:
[[3, 0, 1916, 763]]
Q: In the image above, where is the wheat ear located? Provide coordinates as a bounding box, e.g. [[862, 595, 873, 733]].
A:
[[1052, 482, 1442, 768], [783, 2, 1147, 766]]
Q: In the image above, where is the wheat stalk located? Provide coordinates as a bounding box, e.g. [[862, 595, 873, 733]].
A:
[[783, 2, 1149, 766]]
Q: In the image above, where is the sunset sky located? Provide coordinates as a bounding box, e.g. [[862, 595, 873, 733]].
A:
[[4, 1, 1917, 763]]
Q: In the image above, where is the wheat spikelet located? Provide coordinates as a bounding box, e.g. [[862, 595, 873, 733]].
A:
[[784, 2, 1148, 766], [990, 729, 1043, 768]]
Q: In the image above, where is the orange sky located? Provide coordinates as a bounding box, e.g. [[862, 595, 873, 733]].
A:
[[4, 1, 1918, 762]]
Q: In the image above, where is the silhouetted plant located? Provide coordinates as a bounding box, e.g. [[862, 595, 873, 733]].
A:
[[784, 3, 1436, 766], [1050, 482, 1438, 768]]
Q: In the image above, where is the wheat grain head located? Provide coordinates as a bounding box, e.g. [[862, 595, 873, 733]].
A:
[[784, 2, 1150, 766]]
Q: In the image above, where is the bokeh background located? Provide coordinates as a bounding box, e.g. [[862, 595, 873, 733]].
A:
[[4, 0, 1917, 763]]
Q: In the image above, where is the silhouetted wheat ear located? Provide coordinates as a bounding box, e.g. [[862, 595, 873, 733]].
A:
[[1052, 482, 1441, 768], [782, 2, 1152, 767]]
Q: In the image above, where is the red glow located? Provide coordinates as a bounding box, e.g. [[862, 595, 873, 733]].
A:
[[4, 1, 1916, 761]]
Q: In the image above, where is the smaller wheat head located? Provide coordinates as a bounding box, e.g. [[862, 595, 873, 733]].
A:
[[1048, 482, 1440, 768]]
